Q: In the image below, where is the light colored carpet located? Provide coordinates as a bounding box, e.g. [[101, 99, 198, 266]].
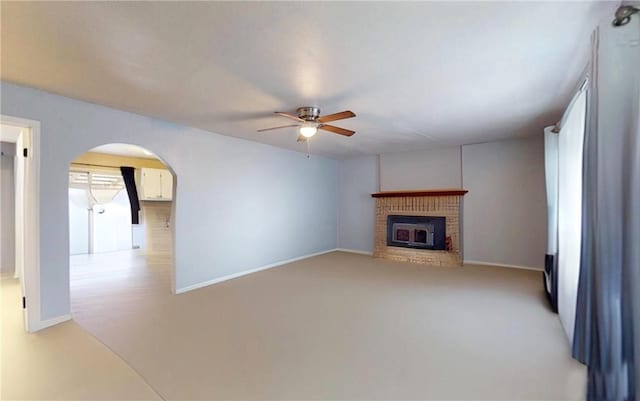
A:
[[0, 278, 161, 400], [69, 250, 585, 400]]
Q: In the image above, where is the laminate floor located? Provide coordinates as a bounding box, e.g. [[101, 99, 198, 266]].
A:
[[0, 276, 161, 400]]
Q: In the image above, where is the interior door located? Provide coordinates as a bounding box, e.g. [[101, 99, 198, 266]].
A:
[[14, 127, 28, 329]]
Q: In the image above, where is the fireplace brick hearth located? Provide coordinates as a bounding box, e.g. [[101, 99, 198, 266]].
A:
[[371, 189, 468, 266]]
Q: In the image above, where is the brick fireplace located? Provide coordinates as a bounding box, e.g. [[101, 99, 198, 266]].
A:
[[371, 189, 468, 266]]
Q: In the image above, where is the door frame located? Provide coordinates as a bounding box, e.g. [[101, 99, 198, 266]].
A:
[[1, 115, 41, 332]]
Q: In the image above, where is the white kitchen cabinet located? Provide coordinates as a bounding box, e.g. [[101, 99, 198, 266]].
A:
[[140, 168, 173, 201]]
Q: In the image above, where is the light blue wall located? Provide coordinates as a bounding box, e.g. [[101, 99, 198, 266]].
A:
[[1, 143, 16, 276], [337, 156, 378, 253], [379, 147, 462, 190], [1, 82, 337, 320], [462, 136, 546, 269], [337, 139, 546, 269]]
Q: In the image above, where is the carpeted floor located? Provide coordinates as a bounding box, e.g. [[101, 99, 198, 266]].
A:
[[66, 250, 585, 400]]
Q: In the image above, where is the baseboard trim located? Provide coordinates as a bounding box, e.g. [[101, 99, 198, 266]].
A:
[[175, 248, 338, 294], [464, 260, 543, 272], [33, 314, 71, 332], [335, 248, 374, 256]]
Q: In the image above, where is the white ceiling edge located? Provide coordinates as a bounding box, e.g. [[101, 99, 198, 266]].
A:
[[0, 123, 23, 143]]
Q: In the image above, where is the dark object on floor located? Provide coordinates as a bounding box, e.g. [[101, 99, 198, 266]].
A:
[[543, 254, 558, 313]]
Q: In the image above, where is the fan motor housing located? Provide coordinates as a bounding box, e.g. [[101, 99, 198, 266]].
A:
[[297, 106, 321, 121]]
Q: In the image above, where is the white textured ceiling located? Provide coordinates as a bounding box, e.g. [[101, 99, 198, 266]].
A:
[[0, 2, 615, 159]]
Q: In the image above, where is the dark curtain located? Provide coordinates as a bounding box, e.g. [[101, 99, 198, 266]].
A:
[[573, 20, 639, 401], [120, 166, 141, 225]]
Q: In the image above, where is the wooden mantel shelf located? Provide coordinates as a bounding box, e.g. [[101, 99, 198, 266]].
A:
[[371, 189, 468, 198]]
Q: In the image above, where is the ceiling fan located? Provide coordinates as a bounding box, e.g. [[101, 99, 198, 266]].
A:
[[257, 107, 356, 142]]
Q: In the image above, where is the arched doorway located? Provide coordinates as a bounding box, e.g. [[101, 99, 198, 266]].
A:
[[67, 143, 176, 322]]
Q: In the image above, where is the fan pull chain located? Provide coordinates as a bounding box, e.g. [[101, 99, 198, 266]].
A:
[[306, 138, 311, 159]]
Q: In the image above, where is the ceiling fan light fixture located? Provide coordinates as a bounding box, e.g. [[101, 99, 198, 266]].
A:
[[299, 122, 318, 138], [258, 107, 355, 140]]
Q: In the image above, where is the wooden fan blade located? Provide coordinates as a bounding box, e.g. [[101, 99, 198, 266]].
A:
[[257, 124, 300, 132], [296, 134, 307, 142], [319, 124, 355, 137], [317, 110, 355, 123], [274, 112, 304, 122]]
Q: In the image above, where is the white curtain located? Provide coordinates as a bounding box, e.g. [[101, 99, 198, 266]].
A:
[[544, 127, 559, 256], [557, 89, 587, 344], [543, 126, 559, 310]]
